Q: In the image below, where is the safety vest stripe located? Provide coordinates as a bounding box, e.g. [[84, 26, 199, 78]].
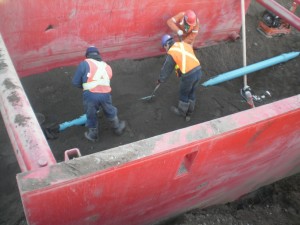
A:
[[169, 48, 199, 62], [169, 47, 198, 62], [82, 60, 110, 91], [179, 43, 186, 73], [170, 48, 199, 62], [83, 80, 110, 90]]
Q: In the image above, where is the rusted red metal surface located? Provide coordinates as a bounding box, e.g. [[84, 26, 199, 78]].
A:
[[17, 94, 300, 225], [0, 35, 56, 172], [0, 0, 250, 77]]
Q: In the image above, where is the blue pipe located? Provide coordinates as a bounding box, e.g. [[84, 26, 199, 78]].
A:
[[59, 114, 87, 131], [202, 51, 300, 87]]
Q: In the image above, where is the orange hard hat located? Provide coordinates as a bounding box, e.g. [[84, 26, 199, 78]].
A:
[[184, 10, 197, 26]]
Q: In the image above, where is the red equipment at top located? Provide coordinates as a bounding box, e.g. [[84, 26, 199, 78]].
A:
[[257, 0, 300, 37]]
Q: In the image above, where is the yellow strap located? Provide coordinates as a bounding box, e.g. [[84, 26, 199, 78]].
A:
[[179, 43, 186, 73]]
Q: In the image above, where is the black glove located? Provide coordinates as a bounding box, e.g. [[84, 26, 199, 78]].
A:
[[175, 65, 182, 77]]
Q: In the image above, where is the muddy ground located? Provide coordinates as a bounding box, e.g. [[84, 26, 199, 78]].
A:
[[1, 0, 300, 224]]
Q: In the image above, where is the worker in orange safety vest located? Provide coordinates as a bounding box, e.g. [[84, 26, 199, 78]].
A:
[[72, 46, 126, 142], [157, 34, 204, 121], [167, 10, 200, 45]]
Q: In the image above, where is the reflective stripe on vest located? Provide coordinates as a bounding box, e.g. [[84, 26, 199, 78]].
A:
[[168, 42, 200, 74], [82, 59, 111, 92]]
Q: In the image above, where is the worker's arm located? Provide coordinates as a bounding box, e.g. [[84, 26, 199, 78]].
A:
[[183, 19, 200, 45], [72, 61, 88, 88], [167, 12, 185, 34], [158, 54, 176, 83]]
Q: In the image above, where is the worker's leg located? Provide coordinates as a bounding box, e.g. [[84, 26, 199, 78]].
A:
[[171, 70, 200, 118], [171, 100, 190, 117], [84, 127, 98, 142], [187, 69, 202, 117], [187, 68, 202, 100], [109, 116, 126, 135], [100, 93, 126, 135], [187, 99, 196, 116], [83, 93, 99, 141], [170, 81, 190, 117]]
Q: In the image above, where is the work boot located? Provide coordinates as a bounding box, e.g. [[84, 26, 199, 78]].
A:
[[186, 100, 196, 121], [84, 128, 98, 142], [187, 100, 196, 115], [109, 116, 126, 135], [170, 101, 190, 118]]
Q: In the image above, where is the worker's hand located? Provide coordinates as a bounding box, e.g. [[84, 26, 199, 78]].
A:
[[156, 79, 162, 85], [177, 30, 183, 36]]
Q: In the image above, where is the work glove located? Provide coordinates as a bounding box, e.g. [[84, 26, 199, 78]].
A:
[[177, 30, 183, 36], [174, 65, 182, 78]]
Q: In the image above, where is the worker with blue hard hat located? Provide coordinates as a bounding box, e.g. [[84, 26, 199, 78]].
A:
[[72, 46, 126, 142], [158, 34, 203, 121]]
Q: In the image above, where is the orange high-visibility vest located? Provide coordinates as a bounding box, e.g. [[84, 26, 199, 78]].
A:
[[168, 42, 200, 74], [82, 59, 112, 93]]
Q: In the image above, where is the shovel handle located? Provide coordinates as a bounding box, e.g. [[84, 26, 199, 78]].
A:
[[152, 83, 160, 94], [140, 83, 160, 101]]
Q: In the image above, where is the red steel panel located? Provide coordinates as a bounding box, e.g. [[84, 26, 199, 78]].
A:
[[0, 0, 250, 77], [17, 95, 300, 225], [0, 35, 56, 172]]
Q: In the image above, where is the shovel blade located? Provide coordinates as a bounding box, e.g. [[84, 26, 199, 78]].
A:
[[140, 83, 160, 101], [140, 94, 155, 101]]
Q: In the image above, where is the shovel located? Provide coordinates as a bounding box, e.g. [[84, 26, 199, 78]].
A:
[[140, 83, 160, 101]]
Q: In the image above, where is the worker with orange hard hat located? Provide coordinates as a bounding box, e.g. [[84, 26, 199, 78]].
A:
[[167, 10, 200, 45]]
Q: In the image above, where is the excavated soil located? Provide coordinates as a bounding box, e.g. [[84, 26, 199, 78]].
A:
[[1, 0, 300, 224]]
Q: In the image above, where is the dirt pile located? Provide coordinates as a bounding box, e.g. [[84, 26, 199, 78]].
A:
[[0, 0, 299, 224]]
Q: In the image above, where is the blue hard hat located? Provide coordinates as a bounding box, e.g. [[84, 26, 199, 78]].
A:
[[85, 46, 100, 57], [161, 34, 173, 47]]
